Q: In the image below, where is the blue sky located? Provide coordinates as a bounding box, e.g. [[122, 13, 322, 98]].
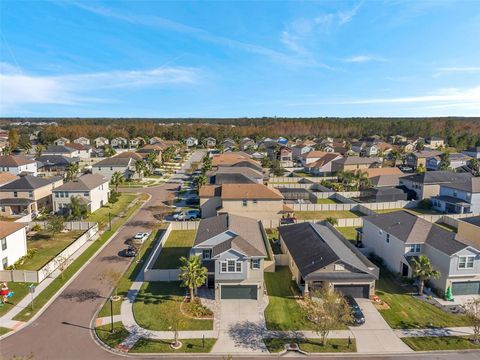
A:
[[1, 0, 479, 117]]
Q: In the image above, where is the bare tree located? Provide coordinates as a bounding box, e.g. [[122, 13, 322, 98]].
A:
[[163, 309, 186, 348], [464, 298, 480, 344], [302, 287, 353, 346]]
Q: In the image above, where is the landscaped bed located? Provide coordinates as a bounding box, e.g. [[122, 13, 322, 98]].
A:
[[16, 230, 83, 271], [294, 210, 361, 220], [266, 228, 282, 254], [130, 338, 217, 353], [402, 336, 480, 351], [152, 230, 195, 269], [376, 266, 470, 329], [263, 338, 356, 353], [95, 321, 130, 349], [316, 198, 341, 204], [133, 281, 213, 331]]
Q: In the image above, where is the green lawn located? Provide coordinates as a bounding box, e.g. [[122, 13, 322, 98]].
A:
[[95, 322, 130, 349], [13, 194, 146, 322], [133, 281, 213, 331], [266, 228, 282, 254], [264, 338, 356, 353], [0, 282, 31, 317], [15, 230, 83, 271], [98, 227, 166, 317], [336, 227, 358, 244], [316, 198, 341, 204], [295, 210, 361, 220], [376, 266, 469, 329], [152, 230, 195, 269], [264, 267, 315, 330], [402, 336, 480, 351], [130, 338, 217, 353], [0, 327, 11, 336], [374, 208, 403, 214], [436, 222, 457, 232], [86, 193, 138, 229]]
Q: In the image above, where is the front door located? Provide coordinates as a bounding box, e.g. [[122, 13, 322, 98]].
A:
[[402, 263, 409, 277]]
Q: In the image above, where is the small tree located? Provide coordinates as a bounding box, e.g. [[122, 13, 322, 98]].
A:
[[196, 174, 207, 188], [134, 160, 147, 180], [8, 128, 19, 150], [46, 216, 64, 239], [416, 163, 426, 173], [65, 162, 79, 181], [178, 256, 207, 302], [69, 196, 88, 220], [325, 217, 338, 226], [464, 298, 480, 344], [302, 287, 353, 346], [110, 171, 124, 192], [438, 152, 451, 171], [411, 255, 441, 295], [163, 309, 186, 348], [35, 144, 45, 157], [470, 158, 479, 177]]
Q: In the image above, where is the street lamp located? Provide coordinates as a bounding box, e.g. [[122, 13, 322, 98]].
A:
[[108, 212, 112, 231], [109, 296, 114, 333]]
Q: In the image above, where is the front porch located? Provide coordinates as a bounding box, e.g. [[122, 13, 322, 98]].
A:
[[432, 196, 471, 214], [0, 198, 36, 216]]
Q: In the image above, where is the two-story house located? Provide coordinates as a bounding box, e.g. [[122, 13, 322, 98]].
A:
[[199, 183, 284, 220], [92, 156, 135, 180], [185, 137, 199, 147], [93, 137, 109, 148], [73, 137, 90, 146], [279, 222, 378, 298], [190, 214, 267, 300], [425, 136, 445, 149], [208, 167, 264, 185], [331, 156, 381, 172], [0, 222, 27, 270], [0, 155, 37, 176], [129, 137, 144, 148], [291, 144, 314, 161], [239, 138, 256, 152], [399, 171, 472, 200], [278, 147, 293, 168], [462, 147, 480, 160], [53, 137, 70, 146], [426, 153, 472, 171], [64, 143, 92, 159], [43, 145, 79, 158], [432, 177, 480, 214], [361, 210, 480, 295], [303, 153, 342, 176], [53, 174, 110, 214], [205, 137, 217, 148], [111, 137, 128, 148], [36, 155, 79, 176], [405, 150, 443, 169], [0, 175, 63, 216]]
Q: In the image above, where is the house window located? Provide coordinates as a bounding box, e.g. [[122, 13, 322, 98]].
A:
[[386, 234, 390, 243], [251, 259, 260, 269], [227, 260, 235, 272], [409, 244, 421, 253], [202, 249, 212, 260], [453, 191, 458, 197], [242, 200, 247, 207], [2, 257, 7, 269], [13, 192, 18, 198], [98, 167, 101, 171], [253, 199, 258, 204], [221, 262, 227, 272], [236, 261, 242, 272], [1, 238, 6, 251], [28, 191, 33, 198], [221, 259, 242, 273], [459, 256, 475, 269], [334, 263, 345, 271], [84, 192, 89, 197]]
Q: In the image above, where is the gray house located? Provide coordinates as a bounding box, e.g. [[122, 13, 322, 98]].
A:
[[279, 222, 378, 298], [361, 210, 480, 295], [432, 177, 480, 214], [190, 214, 267, 301]]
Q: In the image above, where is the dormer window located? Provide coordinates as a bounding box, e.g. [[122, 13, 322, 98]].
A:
[[334, 264, 345, 271], [202, 249, 212, 260]]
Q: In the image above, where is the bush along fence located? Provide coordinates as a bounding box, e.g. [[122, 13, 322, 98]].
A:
[[143, 223, 180, 281], [0, 222, 99, 283]]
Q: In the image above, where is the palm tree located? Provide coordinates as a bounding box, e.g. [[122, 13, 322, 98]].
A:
[[196, 174, 207, 188], [356, 170, 372, 190], [23, 142, 32, 154], [146, 152, 159, 171], [134, 159, 147, 180], [65, 162, 79, 181], [411, 255, 441, 295], [178, 256, 207, 302], [35, 144, 45, 157], [162, 147, 175, 164], [1, 146, 11, 155], [110, 171, 124, 192]]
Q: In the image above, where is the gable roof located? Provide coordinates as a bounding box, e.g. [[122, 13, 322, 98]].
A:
[[193, 214, 266, 257], [411, 150, 443, 159], [0, 221, 26, 238], [364, 210, 467, 255], [113, 151, 144, 160], [0, 175, 61, 191], [279, 222, 377, 280], [53, 174, 108, 191], [95, 156, 133, 166], [333, 156, 381, 165], [64, 143, 91, 151], [442, 177, 480, 193], [44, 145, 77, 154], [305, 153, 341, 168], [221, 184, 283, 200], [36, 155, 78, 167], [364, 167, 403, 177], [0, 155, 36, 167], [0, 172, 17, 186]]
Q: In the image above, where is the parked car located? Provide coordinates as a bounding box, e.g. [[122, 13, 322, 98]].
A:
[[173, 209, 200, 221], [153, 169, 163, 176], [132, 232, 150, 244], [345, 296, 365, 326], [123, 246, 138, 257]]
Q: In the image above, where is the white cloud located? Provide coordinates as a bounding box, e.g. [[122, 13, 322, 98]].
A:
[[338, 1, 363, 24], [434, 67, 480, 77], [280, 31, 305, 54], [0, 63, 199, 112], [343, 55, 386, 63]]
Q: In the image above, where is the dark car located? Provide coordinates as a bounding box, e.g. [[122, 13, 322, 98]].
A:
[[345, 296, 365, 326], [123, 246, 138, 257]]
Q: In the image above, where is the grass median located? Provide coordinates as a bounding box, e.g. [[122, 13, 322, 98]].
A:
[[13, 194, 146, 322], [264, 338, 356, 353], [402, 336, 480, 351]]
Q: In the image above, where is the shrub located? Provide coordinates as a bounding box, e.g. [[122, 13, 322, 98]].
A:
[[31, 224, 42, 232], [109, 190, 120, 204], [184, 298, 213, 318], [418, 199, 433, 210]]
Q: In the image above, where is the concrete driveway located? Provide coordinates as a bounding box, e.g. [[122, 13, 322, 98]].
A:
[[211, 299, 268, 354], [350, 298, 412, 353]]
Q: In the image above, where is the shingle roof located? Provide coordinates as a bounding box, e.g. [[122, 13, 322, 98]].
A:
[[364, 210, 467, 255], [402, 171, 472, 184], [44, 145, 76, 154], [0, 221, 26, 239], [0, 173, 17, 186], [53, 174, 108, 191], [220, 184, 283, 200], [333, 156, 381, 165], [0, 155, 36, 167], [36, 155, 77, 167], [461, 216, 480, 227], [0, 175, 61, 191], [305, 153, 341, 168], [442, 177, 480, 193], [94, 157, 133, 166], [193, 214, 266, 257]]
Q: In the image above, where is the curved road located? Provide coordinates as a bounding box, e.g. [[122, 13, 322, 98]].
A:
[[1, 150, 480, 360]]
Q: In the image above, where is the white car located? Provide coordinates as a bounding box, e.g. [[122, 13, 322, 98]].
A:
[[173, 210, 200, 221], [132, 232, 150, 244]]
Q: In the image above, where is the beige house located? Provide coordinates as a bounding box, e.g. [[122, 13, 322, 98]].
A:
[[405, 150, 443, 169], [331, 156, 381, 172], [92, 156, 135, 180], [399, 171, 472, 200], [279, 222, 378, 298], [457, 216, 480, 247], [0, 175, 63, 216], [199, 183, 284, 220]]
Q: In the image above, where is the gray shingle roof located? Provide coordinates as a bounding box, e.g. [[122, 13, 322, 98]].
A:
[[402, 171, 472, 185], [44, 145, 76, 154], [53, 174, 108, 191], [36, 155, 78, 167], [0, 175, 61, 191], [193, 214, 266, 257], [442, 177, 480, 193], [95, 157, 133, 166]]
